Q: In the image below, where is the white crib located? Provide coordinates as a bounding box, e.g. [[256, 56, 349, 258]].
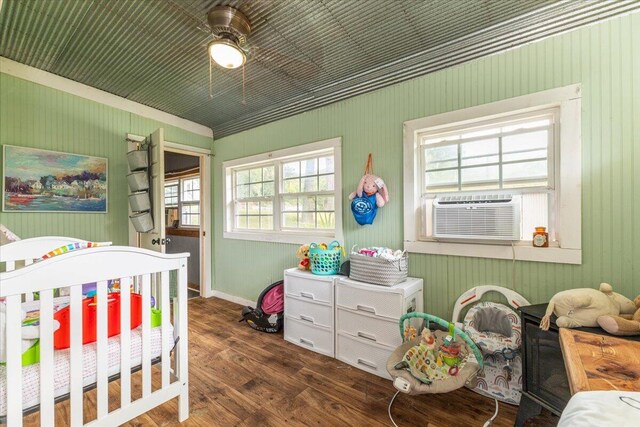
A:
[[0, 236, 190, 426]]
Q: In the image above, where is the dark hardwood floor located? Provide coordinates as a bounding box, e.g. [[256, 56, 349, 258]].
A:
[[29, 297, 558, 426]]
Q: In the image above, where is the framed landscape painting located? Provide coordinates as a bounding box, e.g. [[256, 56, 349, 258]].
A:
[[2, 145, 108, 213]]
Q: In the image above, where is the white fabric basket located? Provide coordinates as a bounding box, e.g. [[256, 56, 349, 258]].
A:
[[349, 251, 408, 287]]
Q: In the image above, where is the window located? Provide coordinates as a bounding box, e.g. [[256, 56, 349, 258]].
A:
[[403, 85, 582, 264], [420, 110, 556, 241], [164, 183, 179, 207], [223, 138, 342, 244], [164, 176, 201, 227]]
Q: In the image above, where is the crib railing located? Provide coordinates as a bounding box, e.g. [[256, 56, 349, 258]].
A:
[[0, 246, 189, 426]]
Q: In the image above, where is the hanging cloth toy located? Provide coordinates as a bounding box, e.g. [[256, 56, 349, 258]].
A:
[[349, 153, 389, 225]]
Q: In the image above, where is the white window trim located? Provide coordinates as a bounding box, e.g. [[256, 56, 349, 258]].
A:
[[223, 137, 343, 245], [403, 84, 582, 265]]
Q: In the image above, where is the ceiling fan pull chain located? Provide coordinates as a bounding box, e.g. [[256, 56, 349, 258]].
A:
[[242, 63, 246, 105]]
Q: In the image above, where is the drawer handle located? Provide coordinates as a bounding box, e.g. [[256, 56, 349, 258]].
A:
[[300, 338, 314, 347], [357, 331, 377, 342], [356, 304, 376, 314], [300, 292, 315, 300], [300, 315, 314, 323], [357, 358, 377, 370]]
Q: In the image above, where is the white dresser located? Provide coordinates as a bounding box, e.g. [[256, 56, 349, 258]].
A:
[[335, 277, 423, 379], [283, 268, 340, 357]]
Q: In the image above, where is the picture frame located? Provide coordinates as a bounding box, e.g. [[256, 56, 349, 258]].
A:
[[2, 145, 108, 213]]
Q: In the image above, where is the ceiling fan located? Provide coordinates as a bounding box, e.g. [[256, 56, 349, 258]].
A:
[[205, 5, 252, 102]]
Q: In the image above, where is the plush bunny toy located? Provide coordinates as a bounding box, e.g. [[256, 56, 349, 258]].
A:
[[349, 174, 389, 208]]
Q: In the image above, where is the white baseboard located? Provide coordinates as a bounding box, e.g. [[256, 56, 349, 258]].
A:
[[211, 290, 256, 308]]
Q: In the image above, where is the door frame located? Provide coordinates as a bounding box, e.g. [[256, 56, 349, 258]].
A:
[[164, 141, 213, 298], [127, 135, 213, 298]]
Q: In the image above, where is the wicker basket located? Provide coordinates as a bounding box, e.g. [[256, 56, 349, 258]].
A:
[[309, 241, 343, 275], [349, 249, 408, 287]]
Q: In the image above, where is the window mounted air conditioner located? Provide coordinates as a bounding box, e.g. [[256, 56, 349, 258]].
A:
[[433, 194, 521, 242]]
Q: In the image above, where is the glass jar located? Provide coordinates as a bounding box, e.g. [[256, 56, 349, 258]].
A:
[[532, 226, 549, 248]]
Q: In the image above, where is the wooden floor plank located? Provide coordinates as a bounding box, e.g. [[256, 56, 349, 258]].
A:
[[21, 297, 558, 426]]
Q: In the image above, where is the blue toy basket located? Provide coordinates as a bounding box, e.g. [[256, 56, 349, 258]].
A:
[[309, 241, 343, 275]]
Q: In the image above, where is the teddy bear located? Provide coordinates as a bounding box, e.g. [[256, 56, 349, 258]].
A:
[[540, 283, 637, 330], [597, 295, 640, 336], [295, 244, 311, 271]]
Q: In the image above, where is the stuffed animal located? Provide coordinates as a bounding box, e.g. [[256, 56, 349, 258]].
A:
[[597, 295, 640, 336], [348, 174, 389, 208], [295, 244, 311, 271], [540, 283, 636, 330], [0, 305, 53, 363], [349, 154, 389, 225]]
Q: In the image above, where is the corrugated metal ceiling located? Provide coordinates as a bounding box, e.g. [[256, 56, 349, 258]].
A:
[[1, 0, 639, 138]]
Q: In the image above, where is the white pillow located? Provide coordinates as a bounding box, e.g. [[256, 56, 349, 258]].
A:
[[559, 391, 640, 427]]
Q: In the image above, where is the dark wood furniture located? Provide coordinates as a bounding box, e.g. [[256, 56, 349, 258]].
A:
[[516, 303, 640, 427]]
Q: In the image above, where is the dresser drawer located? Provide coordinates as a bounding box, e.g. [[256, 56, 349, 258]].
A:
[[285, 295, 333, 329], [285, 273, 333, 305], [284, 316, 334, 357], [336, 333, 392, 379], [336, 308, 400, 348], [336, 283, 402, 319]]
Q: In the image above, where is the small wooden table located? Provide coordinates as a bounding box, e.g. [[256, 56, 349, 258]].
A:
[[559, 328, 640, 394]]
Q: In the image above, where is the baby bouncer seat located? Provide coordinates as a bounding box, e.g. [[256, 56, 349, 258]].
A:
[[386, 313, 488, 426], [452, 286, 530, 405]]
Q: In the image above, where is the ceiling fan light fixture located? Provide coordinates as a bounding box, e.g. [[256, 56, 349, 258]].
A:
[[209, 39, 245, 69]]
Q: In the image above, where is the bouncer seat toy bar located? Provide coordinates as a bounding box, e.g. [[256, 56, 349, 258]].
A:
[[398, 312, 484, 370]]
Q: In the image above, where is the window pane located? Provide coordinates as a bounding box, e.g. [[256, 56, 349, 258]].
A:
[[249, 183, 262, 197], [282, 197, 298, 211], [503, 149, 547, 163], [426, 169, 458, 190], [301, 176, 318, 192], [318, 156, 334, 174], [283, 178, 300, 193], [236, 170, 249, 185], [263, 181, 274, 197], [263, 166, 275, 181], [283, 213, 298, 228], [247, 216, 260, 229], [317, 196, 335, 211], [503, 160, 548, 187], [502, 130, 548, 153], [250, 169, 262, 183], [317, 212, 335, 229], [460, 165, 499, 189], [236, 184, 249, 199], [318, 175, 334, 191], [299, 212, 316, 228], [283, 162, 300, 178], [235, 215, 247, 229], [236, 201, 247, 215], [260, 201, 273, 215], [424, 145, 457, 171], [300, 158, 318, 176], [502, 118, 551, 133], [247, 201, 260, 215], [460, 138, 499, 167], [300, 196, 316, 211], [260, 216, 273, 230]]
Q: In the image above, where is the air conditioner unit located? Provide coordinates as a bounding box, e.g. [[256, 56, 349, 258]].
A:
[[432, 194, 521, 242]]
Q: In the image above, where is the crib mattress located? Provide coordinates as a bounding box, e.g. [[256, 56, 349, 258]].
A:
[[0, 323, 174, 416]]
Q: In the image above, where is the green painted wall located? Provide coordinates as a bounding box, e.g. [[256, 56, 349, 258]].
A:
[[213, 13, 640, 318], [0, 72, 212, 247]]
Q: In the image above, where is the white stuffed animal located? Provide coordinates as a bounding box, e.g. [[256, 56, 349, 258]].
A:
[[0, 305, 45, 363]]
